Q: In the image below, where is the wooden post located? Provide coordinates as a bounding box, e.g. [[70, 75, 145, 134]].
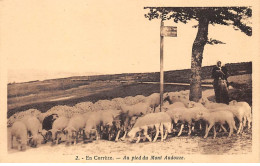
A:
[[160, 20, 164, 112]]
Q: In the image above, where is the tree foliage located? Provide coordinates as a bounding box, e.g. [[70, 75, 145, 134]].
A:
[[144, 7, 252, 36]]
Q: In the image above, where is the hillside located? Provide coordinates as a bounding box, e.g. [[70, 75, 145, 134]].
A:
[[7, 62, 252, 118]]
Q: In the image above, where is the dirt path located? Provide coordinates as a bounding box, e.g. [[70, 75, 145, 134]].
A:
[[8, 129, 252, 156]]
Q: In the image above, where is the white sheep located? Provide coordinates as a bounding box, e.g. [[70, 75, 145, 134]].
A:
[[229, 100, 252, 129], [84, 111, 102, 141], [200, 98, 228, 109], [127, 112, 172, 143], [120, 102, 153, 116], [21, 115, 42, 147], [7, 109, 42, 127], [164, 91, 189, 105], [145, 93, 161, 111], [209, 105, 246, 134], [196, 110, 237, 139], [50, 116, 69, 145], [10, 121, 28, 151], [186, 101, 228, 132], [165, 107, 198, 136], [64, 115, 86, 145]]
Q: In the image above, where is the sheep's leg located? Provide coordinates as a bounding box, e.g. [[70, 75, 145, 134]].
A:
[[220, 125, 227, 132], [228, 123, 233, 137], [213, 126, 217, 139], [136, 134, 141, 143], [247, 116, 251, 130], [55, 132, 59, 145], [120, 130, 127, 141], [188, 123, 192, 136], [237, 121, 243, 134], [120, 126, 128, 141], [160, 125, 164, 142], [115, 130, 121, 142], [163, 123, 170, 140], [163, 130, 168, 140], [11, 135, 14, 149], [143, 127, 152, 142], [153, 125, 160, 142], [177, 124, 184, 137], [243, 116, 247, 127], [74, 132, 78, 145], [204, 124, 213, 139], [95, 130, 99, 140], [199, 122, 202, 130]]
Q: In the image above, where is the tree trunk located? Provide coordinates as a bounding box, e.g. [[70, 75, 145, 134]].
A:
[[189, 16, 209, 102]]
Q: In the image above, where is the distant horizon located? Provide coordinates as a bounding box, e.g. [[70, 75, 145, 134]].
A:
[[8, 61, 252, 84]]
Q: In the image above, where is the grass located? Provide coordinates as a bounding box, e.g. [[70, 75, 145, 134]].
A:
[[7, 62, 252, 118]]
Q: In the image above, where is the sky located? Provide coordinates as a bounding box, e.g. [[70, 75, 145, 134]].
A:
[[0, 0, 254, 83]]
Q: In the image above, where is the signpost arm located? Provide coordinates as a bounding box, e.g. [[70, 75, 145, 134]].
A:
[[160, 20, 164, 112]]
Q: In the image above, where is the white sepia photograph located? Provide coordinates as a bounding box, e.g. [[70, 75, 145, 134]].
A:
[[0, 0, 259, 163]]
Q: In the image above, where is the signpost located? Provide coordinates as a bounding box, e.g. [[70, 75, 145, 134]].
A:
[[159, 21, 177, 112]]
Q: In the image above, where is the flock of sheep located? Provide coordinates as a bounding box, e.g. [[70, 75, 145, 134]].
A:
[[8, 90, 252, 151]]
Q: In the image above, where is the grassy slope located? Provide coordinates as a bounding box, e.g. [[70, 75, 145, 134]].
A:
[[7, 62, 252, 118]]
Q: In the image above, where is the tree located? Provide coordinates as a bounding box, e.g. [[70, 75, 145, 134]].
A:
[[144, 7, 252, 102]]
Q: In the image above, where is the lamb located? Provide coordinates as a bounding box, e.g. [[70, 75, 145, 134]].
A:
[[209, 105, 246, 134], [84, 112, 102, 141], [229, 100, 252, 129], [186, 101, 228, 132], [145, 93, 160, 112], [164, 92, 189, 105], [7, 108, 42, 127], [99, 110, 117, 140], [112, 111, 131, 142], [50, 116, 69, 145], [64, 115, 86, 145], [127, 112, 172, 143], [21, 115, 42, 147], [10, 121, 28, 151], [165, 107, 198, 136], [196, 110, 237, 139], [112, 112, 139, 142]]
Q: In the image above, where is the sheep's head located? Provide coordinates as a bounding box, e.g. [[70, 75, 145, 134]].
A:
[[199, 98, 209, 106], [146, 107, 153, 114], [186, 101, 195, 108], [173, 114, 181, 124], [127, 127, 137, 140], [64, 126, 77, 140], [229, 100, 237, 105], [29, 135, 39, 148], [196, 111, 204, 120], [163, 95, 172, 104], [52, 114, 59, 120]]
